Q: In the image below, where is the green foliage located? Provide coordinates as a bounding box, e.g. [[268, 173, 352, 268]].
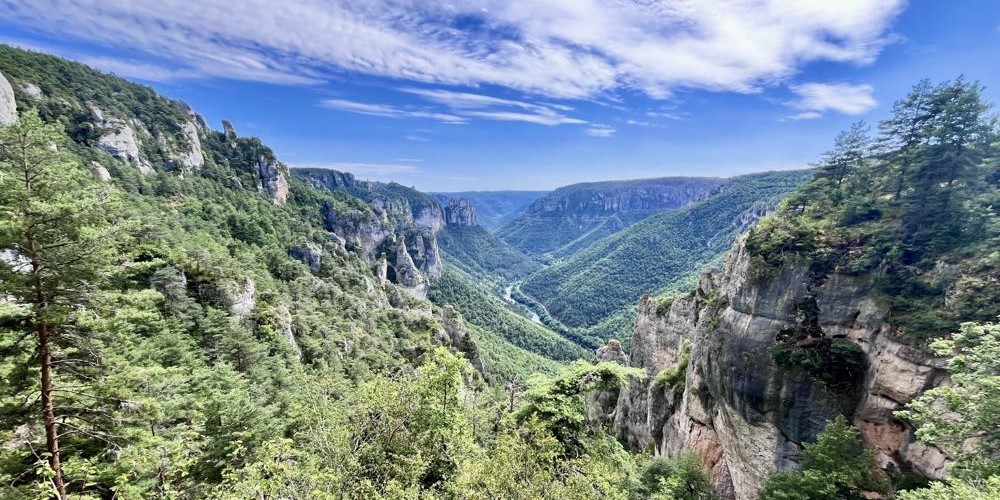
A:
[[746, 78, 999, 341], [760, 416, 887, 500], [634, 453, 718, 500], [428, 267, 589, 364], [896, 322, 1000, 480], [437, 224, 541, 280], [652, 340, 691, 389], [515, 361, 643, 454], [896, 476, 1000, 500], [497, 177, 725, 259], [522, 170, 810, 329]]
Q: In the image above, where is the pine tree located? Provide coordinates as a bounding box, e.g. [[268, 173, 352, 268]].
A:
[[0, 110, 122, 498]]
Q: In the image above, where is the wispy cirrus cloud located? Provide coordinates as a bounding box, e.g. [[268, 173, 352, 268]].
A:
[[324, 89, 586, 126], [786, 82, 877, 120], [0, 0, 906, 99], [320, 99, 467, 123]]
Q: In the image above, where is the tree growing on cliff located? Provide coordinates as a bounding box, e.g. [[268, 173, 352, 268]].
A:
[[759, 415, 887, 500], [896, 321, 1000, 489], [0, 110, 122, 498]]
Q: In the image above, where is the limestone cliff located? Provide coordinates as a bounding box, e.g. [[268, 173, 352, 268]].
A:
[[297, 168, 446, 298], [0, 69, 16, 125], [598, 240, 951, 500], [444, 198, 478, 226]]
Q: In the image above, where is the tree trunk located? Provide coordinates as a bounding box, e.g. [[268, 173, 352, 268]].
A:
[[27, 222, 66, 498], [37, 320, 67, 499]]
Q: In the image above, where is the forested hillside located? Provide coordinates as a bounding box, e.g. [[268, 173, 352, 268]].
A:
[[522, 170, 811, 333], [436, 224, 541, 280], [497, 177, 723, 258]]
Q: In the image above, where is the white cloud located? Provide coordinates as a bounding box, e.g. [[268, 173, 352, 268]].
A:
[[291, 162, 423, 181], [0, 0, 906, 98], [626, 119, 654, 126], [396, 158, 424, 163], [585, 125, 616, 138], [321, 98, 466, 123], [786, 82, 877, 119], [464, 110, 586, 126], [399, 88, 585, 125]]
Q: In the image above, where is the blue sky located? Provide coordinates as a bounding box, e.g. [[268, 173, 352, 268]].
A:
[[0, 1, 998, 191]]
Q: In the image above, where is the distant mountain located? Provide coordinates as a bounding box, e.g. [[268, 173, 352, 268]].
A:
[[495, 177, 724, 258], [521, 170, 812, 332], [432, 190, 547, 230]]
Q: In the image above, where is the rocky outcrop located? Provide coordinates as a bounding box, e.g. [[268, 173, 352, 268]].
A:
[[92, 161, 112, 183], [228, 278, 256, 318], [19, 82, 43, 99], [444, 198, 478, 226], [289, 243, 323, 273], [438, 305, 484, 373], [222, 119, 237, 138], [0, 70, 15, 125], [90, 105, 154, 174], [306, 169, 446, 297], [598, 241, 950, 500], [393, 235, 428, 298], [276, 304, 302, 361], [322, 205, 391, 259], [177, 119, 204, 170], [589, 339, 630, 428], [257, 157, 289, 204]]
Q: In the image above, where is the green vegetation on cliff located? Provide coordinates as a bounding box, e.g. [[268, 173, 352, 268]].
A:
[[746, 78, 998, 342]]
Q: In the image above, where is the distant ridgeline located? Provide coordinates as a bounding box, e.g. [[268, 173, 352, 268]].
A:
[[496, 176, 725, 259]]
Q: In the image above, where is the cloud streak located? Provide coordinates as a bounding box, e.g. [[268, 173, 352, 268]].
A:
[[0, 0, 906, 98], [324, 89, 586, 126], [320, 98, 467, 123], [786, 82, 877, 119]]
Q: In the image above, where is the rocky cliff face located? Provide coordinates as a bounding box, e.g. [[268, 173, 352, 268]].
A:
[[299, 169, 446, 299], [89, 104, 154, 175], [444, 198, 478, 226], [597, 240, 950, 500], [256, 156, 289, 204], [0, 70, 16, 125]]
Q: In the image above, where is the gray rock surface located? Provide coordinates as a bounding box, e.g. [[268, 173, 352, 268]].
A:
[[0, 70, 17, 125], [444, 198, 478, 226], [257, 157, 289, 204], [289, 243, 323, 272], [90, 104, 153, 174]]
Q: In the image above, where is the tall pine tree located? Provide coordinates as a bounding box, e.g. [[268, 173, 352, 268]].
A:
[[0, 110, 122, 498]]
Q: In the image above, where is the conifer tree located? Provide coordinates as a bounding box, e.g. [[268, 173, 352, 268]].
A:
[[0, 110, 121, 498]]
